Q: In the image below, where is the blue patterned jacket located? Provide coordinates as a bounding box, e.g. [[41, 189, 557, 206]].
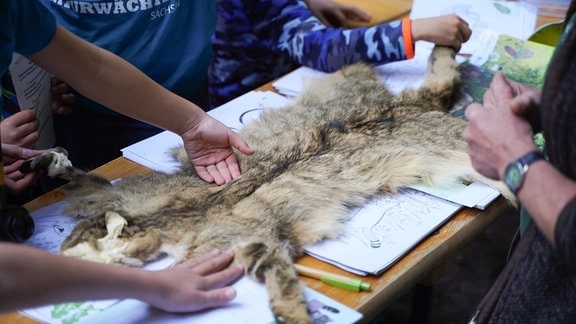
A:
[[209, 0, 412, 107]]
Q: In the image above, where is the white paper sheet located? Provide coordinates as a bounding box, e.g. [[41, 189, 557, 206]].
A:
[[410, 0, 538, 54], [21, 200, 363, 324], [305, 189, 462, 275], [82, 279, 362, 324], [8, 53, 55, 149]]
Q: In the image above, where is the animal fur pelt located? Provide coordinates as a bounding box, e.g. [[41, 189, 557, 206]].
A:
[[22, 46, 514, 323]]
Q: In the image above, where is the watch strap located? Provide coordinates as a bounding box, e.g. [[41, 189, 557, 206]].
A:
[[517, 151, 546, 168]]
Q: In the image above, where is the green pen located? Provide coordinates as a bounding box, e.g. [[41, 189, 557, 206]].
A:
[[295, 264, 371, 292]]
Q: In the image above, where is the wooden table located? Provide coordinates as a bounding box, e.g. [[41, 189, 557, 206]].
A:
[[2, 158, 511, 324], [333, 0, 412, 27], [1, 1, 565, 323]]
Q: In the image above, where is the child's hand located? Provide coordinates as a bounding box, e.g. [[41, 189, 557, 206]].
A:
[[50, 76, 76, 116], [142, 250, 244, 313], [1, 143, 46, 194], [412, 14, 472, 51], [180, 115, 254, 185], [0, 110, 39, 147]]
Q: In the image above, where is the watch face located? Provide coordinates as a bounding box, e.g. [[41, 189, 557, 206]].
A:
[[504, 163, 522, 192]]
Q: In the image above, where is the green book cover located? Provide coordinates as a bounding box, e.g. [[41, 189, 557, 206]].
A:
[[451, 33, 555, 118]]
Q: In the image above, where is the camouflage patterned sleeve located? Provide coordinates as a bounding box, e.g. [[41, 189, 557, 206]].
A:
[[254, 0, 410, 72], [209, 0, 413, 107]]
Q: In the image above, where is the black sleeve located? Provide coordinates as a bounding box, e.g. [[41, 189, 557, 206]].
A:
[[554, 195, 576, 273]]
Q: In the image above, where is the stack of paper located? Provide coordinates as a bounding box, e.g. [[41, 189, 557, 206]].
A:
[[305, 189, 462, 275]]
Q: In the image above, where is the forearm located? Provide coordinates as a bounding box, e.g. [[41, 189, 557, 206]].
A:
[[255, 1, 406, 72], [517, 161, 576, 244], [0, 243, 155, 312], [296, 23, 407, 72], [27, 26, 206, 137], [71, 48, 205, 136]]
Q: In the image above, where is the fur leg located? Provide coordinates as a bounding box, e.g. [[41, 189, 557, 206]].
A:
[[393, 45, 460, 112], [236, 242, 311, 324], [422, 45, 461, 110], [19, 147, 111, 188]]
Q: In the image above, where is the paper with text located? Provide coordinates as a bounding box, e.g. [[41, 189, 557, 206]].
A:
[[8, 53, 55, 149]]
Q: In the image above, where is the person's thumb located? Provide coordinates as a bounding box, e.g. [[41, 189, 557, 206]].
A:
[[229, 132, 255, 156]]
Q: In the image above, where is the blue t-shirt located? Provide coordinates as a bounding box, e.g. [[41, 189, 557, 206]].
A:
[[209, 0, 408, 107], [38, 0, 216, 114], [0, 0, 57, 114]]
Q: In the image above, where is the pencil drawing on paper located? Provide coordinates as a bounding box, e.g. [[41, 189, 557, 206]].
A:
[[443, 4, 488, 32], [330, 190, 446, 250], [27, 216, 77, 254], [239, 107, 266, 126]]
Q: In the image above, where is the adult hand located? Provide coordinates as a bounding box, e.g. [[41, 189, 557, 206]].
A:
[[305, 0, 371, 27], [0, 110, 39, 147], [463, 73, 539, 180], [495, 78, 542, 131], [50, 77, 75, 116], [181, 115, 254, 185], [412, 14, 472, 51], [143, 250, 244, 313]]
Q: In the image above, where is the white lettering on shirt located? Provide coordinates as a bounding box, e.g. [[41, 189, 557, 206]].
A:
[[150, 0, 180, 20], [48, 0, 178, 18]]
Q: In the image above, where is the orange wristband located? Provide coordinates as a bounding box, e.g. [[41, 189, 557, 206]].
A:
[[402, 17, 414, 59]]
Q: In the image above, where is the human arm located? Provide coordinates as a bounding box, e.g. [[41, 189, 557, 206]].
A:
[[0, 110, 39, 147], [463, 73, 576, 243], [0, 246, 244, 313], [27, 26, 254, 184], [255, 0, 470, 73], [305, 0, 370, 27]]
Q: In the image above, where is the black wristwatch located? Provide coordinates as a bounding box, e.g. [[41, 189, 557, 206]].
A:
[[503, 151, 546, 194]]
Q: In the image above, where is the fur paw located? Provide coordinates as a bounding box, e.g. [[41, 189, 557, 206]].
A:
[[19, 147, 72, 177], [272, 302, 312, 324]]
